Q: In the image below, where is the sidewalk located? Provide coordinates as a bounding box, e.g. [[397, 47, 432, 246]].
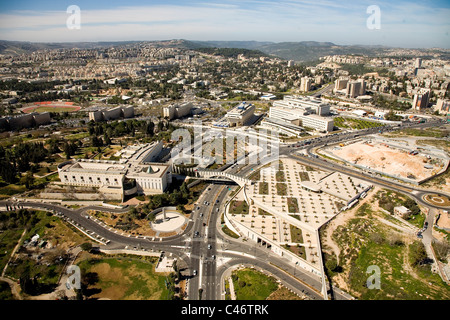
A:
[[228, 276, 237, 300]]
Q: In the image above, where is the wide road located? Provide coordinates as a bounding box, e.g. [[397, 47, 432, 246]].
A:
[[2, 118, 445, 301]]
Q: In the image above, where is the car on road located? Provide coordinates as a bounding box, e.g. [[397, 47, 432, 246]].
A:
[[424, 222, 428, 229], [208, 244, 212, 249], [193, 270, 197, 276], [194, 231, 199, 237], [417, 232, 423, 239]]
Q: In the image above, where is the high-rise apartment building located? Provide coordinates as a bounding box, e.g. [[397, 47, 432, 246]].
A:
[[412, 89, 430, 111]]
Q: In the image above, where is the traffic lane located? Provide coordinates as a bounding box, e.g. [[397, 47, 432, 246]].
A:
[[5, 201, 192, 249], [216, 257, 324, 300], [291, 152, 450, 209], [218, 238, 324, 290]]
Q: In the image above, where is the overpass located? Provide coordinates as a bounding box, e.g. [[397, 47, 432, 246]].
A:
[[194, 170, 252, 187]]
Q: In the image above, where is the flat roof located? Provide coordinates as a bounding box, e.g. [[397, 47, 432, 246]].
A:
[[301, 181, 322, 192]]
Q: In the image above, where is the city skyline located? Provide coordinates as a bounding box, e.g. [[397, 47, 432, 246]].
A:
[[0, 0, 449, 49]]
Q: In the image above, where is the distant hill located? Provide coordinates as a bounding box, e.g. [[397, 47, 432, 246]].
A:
[[0, 40, 142, 55], [1, 39, 448, 62], [189, 40, 392, 61]]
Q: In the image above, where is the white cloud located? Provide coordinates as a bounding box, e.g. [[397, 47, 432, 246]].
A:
[[0, 1, 447, 47]]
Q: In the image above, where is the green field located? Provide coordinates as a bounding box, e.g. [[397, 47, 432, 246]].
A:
[[25, 106, 79, 113], [231, 268, 278, 300], [229, 200, 249, 215], [388, 127, 449, 139], [334, 117, 385, 130], [77, 257, 169, 300]]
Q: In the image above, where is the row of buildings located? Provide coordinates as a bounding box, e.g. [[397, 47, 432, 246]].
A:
[[88, 106, 135, 122], [334, 78, 367, 98], [0, 112, 51, 131], [261, 96, 334, 134]]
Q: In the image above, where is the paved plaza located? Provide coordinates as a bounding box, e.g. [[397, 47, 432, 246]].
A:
[[228, 158, 371, 269], [151, 209, 188, 233]]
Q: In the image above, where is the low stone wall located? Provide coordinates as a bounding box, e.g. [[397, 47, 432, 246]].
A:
[[99, 248, 161, 257], [39, 192, 122, 201]]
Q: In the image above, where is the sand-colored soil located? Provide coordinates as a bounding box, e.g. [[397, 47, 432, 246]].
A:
[[330, 141, 439, 181]]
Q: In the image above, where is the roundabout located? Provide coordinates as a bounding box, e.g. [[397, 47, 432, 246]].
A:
[[150, 207, 188, 234], [422, 193, 450, 208]]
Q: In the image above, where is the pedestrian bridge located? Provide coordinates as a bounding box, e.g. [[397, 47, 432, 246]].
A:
[[195, 170, 252, 187]]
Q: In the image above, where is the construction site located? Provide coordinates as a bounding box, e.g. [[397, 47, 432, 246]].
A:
[[321, 137, 449, 184]]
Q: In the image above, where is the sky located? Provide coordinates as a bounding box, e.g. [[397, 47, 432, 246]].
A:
[[0, 0, 449, 48]]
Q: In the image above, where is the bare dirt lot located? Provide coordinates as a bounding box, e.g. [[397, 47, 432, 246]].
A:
[[330, 141, 440, 181]]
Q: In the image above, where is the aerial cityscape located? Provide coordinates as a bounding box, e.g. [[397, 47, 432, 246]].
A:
[[0, 0, 449, 310]]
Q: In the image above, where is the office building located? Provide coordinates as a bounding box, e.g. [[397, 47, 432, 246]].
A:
[[163, 102, 193, 120], [57, 141, 170, 197], [273, 95, 330, 116], [269, 106, 334, 132], [225, 102, 255, 126], [346, 79, 366, 98], [89, 106, 134, 122], [334, 78, 349, 91]]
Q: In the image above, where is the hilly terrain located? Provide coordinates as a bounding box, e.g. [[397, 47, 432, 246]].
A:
[[1, 39, 449, 62]]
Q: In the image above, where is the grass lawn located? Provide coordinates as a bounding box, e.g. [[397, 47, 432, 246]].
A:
[[222, 224, 240, 239], [287, 197, 299, 213], [290, 225, 303, 243], [229, 200, 249, 215], [0, 183, 26, 198], [283, 244, 307, 259], [275, 170, 285, 182], [26, 106, 79, 113], [276, 183, 287, 196], [405, 212, 426, 229], [231, 268, 278, 300], [299, 172, 310, 181], [259, 182, 269, 195], [333, 117, 385, 130], [77, 257, 169, 300]]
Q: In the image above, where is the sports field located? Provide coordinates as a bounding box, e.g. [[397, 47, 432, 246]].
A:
[[22, 101, 81, 113]]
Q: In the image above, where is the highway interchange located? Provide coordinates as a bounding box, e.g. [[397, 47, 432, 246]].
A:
[[2, 117, 449, 301]]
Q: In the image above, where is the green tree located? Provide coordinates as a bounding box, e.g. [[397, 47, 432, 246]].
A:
[[20, 171, 35, 189]]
